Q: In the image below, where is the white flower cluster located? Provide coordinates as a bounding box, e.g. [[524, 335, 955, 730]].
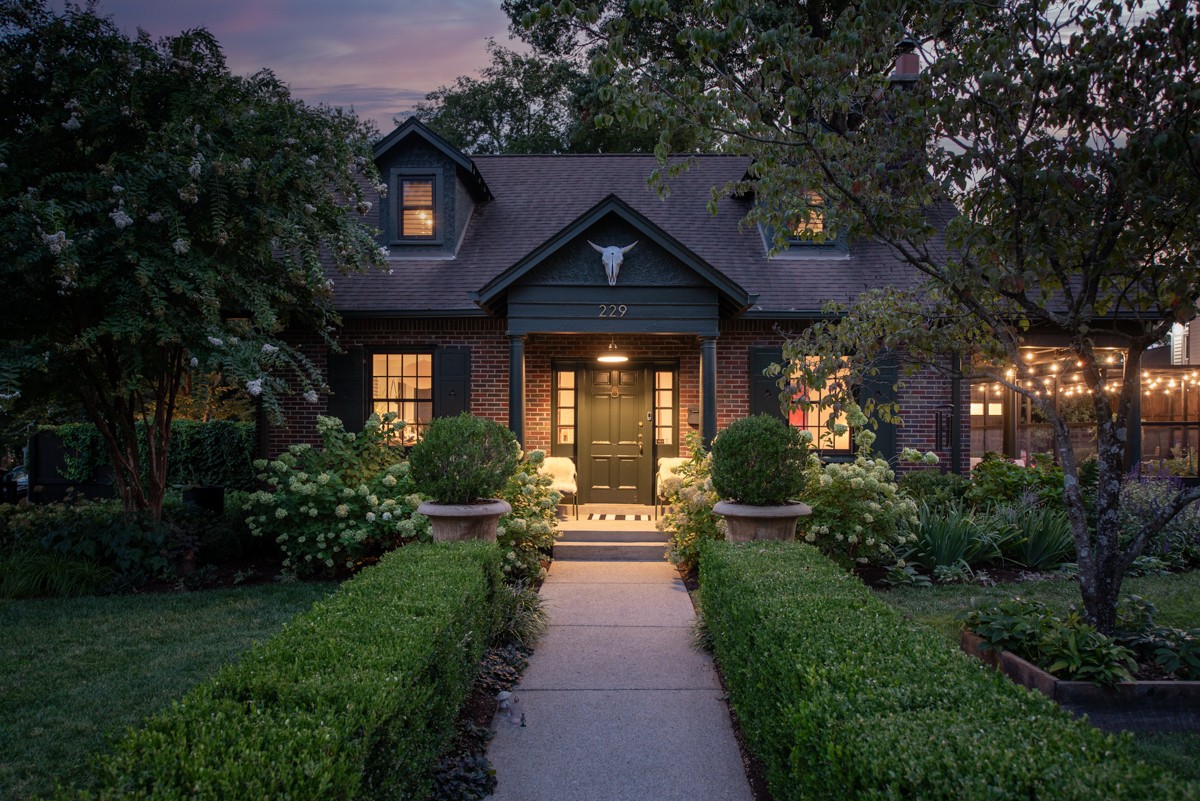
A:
[[188, 154, 203, 178], [109, 207, 133, 229], [245, 378, 263, 396], [261, 343, 279, 355], [304, 390, 320, 404], [172, 238, 190, 255], [43, 231, 69, 255]]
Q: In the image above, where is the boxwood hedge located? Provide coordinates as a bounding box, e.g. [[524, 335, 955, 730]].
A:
[[68, 542, 501, 800], [698, 541, 1197, 800]]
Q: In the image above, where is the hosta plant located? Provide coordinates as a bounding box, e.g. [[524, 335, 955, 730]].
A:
[[244, 414, 428, 575]]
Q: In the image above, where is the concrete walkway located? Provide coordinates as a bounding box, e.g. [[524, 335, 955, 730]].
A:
[[486, 557, 754, 801]]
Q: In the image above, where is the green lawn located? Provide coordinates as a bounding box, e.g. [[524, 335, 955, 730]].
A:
[[0, 582, 335, 801], [877, 570, 1200, 781]]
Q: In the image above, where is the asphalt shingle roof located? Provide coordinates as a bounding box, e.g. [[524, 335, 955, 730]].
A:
[[332, 154, 930, 317]]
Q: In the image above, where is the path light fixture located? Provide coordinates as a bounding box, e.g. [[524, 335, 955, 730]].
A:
[[597, 338, 628, 364]]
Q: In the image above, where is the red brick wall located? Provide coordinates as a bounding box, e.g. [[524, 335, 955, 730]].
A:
[[271, 317, 970, 474]]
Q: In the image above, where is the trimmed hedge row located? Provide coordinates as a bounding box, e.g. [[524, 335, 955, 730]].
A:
[[68, 542, 502, 800], [698, 541, 1197, 800]]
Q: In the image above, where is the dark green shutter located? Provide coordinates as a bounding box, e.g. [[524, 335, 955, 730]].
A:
[[434, 348, 470, 417], [327, 345, 366, 432], [859, 353, 898, 462], [749, 348, 786, 420]]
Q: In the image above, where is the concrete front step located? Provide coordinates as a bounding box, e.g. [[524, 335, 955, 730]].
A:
[[558, 529, 667, 543], [553, 541, 667, 561]]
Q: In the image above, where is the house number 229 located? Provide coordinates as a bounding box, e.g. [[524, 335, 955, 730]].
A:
[[598, 304, 628, 318]]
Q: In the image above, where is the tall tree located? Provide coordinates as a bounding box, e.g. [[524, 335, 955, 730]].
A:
[[567, 0, 1200, 631], [413, 39, 697, 153], [0, 1, 385, 519]]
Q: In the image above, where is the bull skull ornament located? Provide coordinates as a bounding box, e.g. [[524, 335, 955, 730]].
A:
[[588, 240, 638, 286]]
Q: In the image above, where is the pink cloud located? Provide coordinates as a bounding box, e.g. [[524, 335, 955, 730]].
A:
[[87, 0, 516, 133]]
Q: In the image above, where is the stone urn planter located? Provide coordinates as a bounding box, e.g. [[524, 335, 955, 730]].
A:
[[408, 413, 520, 543], [418, 499, 512, 543], [714, 500, 812, 542], [709, 414, 812, 543]]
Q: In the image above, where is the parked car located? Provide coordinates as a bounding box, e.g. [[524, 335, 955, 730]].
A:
[[2, 464, 28, 502]]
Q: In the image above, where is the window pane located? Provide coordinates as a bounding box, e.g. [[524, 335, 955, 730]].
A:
[[416, 376, 432, 399], [373, 401, 390, 417], [657, 408, 673, 428], [403, 180, 434, 206], [558, 408, 575, 427], [656, 371, 672, 390], [657, 427, 673, 445], [402, 209, 434, 237], [417, 353, 432, 377], [373, 354, 387, 375], [402, 353, 417, 376], [655, 390, 672, 408], [559, 371, 575, 390], [416, 402, 432, 424], [388, 354, 403, 376], [558, 389, 574, 408], [372, 377, 386, 398], [558, 427, 575, 445]]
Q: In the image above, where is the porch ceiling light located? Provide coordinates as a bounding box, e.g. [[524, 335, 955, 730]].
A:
[[597, 338, 628, 364]]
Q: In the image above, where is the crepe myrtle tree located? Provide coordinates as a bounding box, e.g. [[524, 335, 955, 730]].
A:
[[561, 0, 1200, 632], [0, 1, 387, 520]]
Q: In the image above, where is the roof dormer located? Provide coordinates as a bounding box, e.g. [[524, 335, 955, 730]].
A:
[[373, 118, 492, 258]]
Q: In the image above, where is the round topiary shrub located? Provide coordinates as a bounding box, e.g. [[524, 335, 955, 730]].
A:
[[409, 414, 520, 504], [710, 414, 809, 505]]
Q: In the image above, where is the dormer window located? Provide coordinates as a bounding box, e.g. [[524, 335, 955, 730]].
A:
[[789, 193, 834, 245], [400, 178, 435, 239], [388, 169, 444, 246]]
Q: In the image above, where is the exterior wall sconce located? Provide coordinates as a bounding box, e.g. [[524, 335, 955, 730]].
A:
[[597, 338, 628, 364]]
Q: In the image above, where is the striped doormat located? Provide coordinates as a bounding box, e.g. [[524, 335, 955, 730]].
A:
[[586, 513, 652, 521]]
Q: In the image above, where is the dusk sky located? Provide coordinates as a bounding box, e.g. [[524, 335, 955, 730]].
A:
[[84, 0, 516, 136]]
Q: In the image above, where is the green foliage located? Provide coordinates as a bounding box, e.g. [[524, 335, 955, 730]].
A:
[[70, 543, 501, 801], [657, 431, 722, 570], [0, 496, 173, 584], [966, 452, 1064, 507], [964, 599, 1136, 685], [905, 501, 1009, 572], [49, 420, 256, 489], [698, 542, 1194, 799], [993, 503, 1076, 570], [798, 450, 918, 566], [244, 414, 427, 575], [0, 550, 114, 598], [1119, 476, 1200, 568], [710, 414, 808, 505], [0, 1, 383, 518], [493, 582, 548, 648], [409, 414, 520, 504], [1114, 596, 1200, 681], [496, 449, 560, 582], [897, 469, 969, 511]]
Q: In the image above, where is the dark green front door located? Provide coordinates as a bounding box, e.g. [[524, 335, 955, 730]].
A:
[[581, 367, 651, 503]]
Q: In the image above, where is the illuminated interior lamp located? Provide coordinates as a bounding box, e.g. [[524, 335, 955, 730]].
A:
[[597, 338, 629, 364]]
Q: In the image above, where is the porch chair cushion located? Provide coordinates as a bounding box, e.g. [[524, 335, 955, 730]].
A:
[[539, 457, 578, 496], [655, 457, 689, 503]]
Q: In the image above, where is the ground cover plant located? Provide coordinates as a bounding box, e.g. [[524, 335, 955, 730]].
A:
[[878, 570, 1200, 779], [699, 541, 1197, 800], [0, 581, 334, 801], [67, 542, 501, 801]]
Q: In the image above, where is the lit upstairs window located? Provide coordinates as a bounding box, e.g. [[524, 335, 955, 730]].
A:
[[790, 193, 835, 245], [400, 178, 435, 239]]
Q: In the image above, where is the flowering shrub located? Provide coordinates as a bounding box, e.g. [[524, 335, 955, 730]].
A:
[[496, 450, 560, 582], [1118, 474, 1200, 568], [658, 432, 724, 570], [244, 414, 428, 575], [798, 406, 918, 565]]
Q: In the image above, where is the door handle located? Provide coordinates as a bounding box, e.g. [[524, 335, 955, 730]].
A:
[[637, 433, 643, 455]]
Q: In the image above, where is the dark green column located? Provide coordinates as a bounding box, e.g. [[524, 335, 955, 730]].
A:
[[700, 335, 718, 446], [1125, 359, 1141, 472], [508, 334, 526, 446]]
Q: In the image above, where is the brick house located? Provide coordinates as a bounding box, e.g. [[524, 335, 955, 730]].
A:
[[269, 118, 971, 503]]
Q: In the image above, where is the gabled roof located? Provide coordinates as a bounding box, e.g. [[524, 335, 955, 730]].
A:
[[331, 154, 930, 317], [374, 118, 492, 200], [472, 194, 755, 316]]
